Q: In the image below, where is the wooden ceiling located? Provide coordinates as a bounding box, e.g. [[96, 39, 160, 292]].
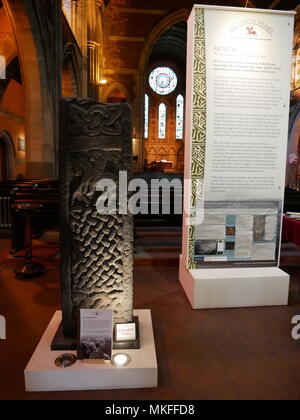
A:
[[105, 0, 299, 11], [251, 0, 299, 10], [147, 0, 299, 66]]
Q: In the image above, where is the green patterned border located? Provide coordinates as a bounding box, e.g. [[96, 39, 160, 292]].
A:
[[188, 8, 207, 269]]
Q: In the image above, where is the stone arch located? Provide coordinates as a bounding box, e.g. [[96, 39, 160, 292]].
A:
[[138, 9, 190, 74], [102, 82, 130, 103], [0, 130, 15, 181], [3, 0, 54, 177], [62, 43, 82, 97]]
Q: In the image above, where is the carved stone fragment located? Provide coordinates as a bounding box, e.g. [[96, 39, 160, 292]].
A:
[[60, 98, 133, 337]]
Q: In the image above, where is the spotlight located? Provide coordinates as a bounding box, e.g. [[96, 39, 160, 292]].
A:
[[111, 353, 131, 368]]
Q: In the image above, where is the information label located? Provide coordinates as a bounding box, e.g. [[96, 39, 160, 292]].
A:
[[115, 323, 136, 342], [79, 309, 113, 360]]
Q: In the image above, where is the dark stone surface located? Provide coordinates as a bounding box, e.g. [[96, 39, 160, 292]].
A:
[[60, 98, 134, 338], [51, 322, 77, 351]]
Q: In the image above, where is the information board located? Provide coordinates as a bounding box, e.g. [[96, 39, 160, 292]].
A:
[[183, 5, 295, 269]]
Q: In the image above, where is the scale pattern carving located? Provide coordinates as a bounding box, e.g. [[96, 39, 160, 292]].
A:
[[188, 8, 207, 269], [69, 151, 132, 323]]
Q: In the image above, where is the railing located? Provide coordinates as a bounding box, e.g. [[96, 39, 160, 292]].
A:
[[0, 196, 11, 228]]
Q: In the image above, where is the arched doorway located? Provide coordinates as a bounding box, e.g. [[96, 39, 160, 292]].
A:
[[102, 82, 130, 104], [62, 44, 82, 98], [0, 131, 15, 181]]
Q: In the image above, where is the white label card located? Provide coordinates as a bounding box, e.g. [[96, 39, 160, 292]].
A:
[[79, 309, 113, 360], [115, 323, 136, 342]]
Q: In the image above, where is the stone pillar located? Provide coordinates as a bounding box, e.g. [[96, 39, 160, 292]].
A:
[[60, 98, 134, 338], [87, 0, 104, 100], [87, 40, 101, 99]]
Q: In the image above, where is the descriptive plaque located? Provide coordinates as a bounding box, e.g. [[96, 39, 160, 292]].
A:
[[115, 323, 136, 342], [183, 5, 295, 269], [78, 309, 113, 360]]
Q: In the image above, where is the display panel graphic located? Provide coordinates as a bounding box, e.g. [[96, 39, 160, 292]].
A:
[[182, 5, 295, 269], [193, 201, 281, 267]]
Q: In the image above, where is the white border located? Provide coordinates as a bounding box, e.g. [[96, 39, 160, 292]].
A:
[[194, 4, 296, 16]]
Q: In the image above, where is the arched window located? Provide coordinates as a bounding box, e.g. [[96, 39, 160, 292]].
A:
[[0, 56, 6, 80], [176, 94, 184, 139], [144, 94, 149, 139], [158, 103, 167, 139]]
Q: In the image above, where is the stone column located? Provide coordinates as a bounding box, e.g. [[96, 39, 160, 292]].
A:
[[60, 98, 134, 337], [87, 0, 104, 100], [87, 40, 101, 99]]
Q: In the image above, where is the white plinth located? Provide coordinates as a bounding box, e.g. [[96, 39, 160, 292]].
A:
[[179, 256, 290, 309], [25, 310, 157, 392]]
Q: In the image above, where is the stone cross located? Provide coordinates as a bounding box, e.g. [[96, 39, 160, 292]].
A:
[[59, 98, 133, 337]]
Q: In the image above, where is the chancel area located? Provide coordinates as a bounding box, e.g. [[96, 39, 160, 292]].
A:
[[1, 0, 300, 400]]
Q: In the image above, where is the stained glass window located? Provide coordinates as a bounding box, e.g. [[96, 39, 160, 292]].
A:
[[176, 94, 184, 139], [144, 94, 149, 139], [149, 67, 177, 96], [158, 103, 167, 139], [0, 56, 6, 80]]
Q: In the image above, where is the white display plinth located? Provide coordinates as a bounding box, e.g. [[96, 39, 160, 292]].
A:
[[25, 310, 157, 392], [179, 256, 289, 309]]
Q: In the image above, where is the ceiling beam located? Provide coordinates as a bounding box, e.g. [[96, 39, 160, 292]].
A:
[[109, 35, 145, 42], [114, 8, 168, 15]]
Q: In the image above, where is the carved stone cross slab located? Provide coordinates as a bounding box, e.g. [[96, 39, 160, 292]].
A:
[[60, 98, 133, 337]]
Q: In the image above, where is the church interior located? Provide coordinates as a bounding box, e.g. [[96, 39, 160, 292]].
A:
[[1, 0, 300, 400]]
